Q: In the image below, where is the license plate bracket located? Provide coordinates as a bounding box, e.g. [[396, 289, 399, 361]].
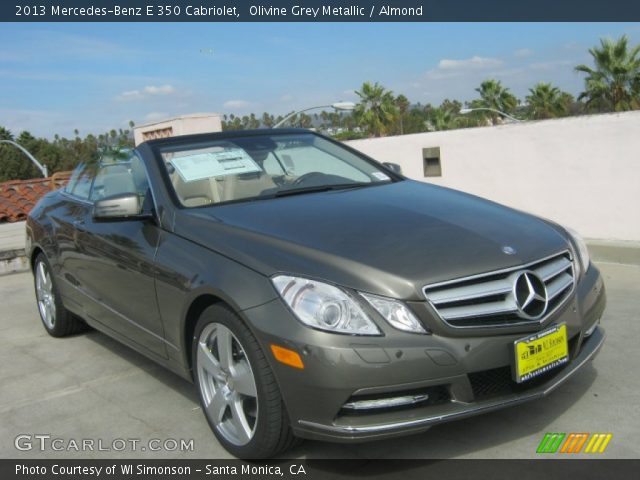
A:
[[512, 323, 569, 383]]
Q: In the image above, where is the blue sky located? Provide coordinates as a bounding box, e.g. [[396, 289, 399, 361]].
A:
[[1, 22, 639, 138]]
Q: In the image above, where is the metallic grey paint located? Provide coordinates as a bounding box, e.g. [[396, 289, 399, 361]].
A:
[[26, 129, 606, 443]]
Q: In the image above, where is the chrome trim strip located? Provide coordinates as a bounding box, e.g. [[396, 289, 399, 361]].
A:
[[298, 328, 605, 436], [342, 394, 430, 411], [423, 250, 576, 329], [423, 250, 571, 291], [546, 273, 573, 300], [439, 300, 517, 320], [426, 278, 512, 304], [538, 256, 572, 281]]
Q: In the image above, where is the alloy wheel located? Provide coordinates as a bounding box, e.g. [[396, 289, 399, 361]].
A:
[[197, 323, 258, 446], [35, 261, 56, 329]]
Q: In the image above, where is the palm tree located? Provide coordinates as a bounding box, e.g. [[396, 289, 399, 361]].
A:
[[470, 79, 518, 125], [575, 35, 640, 112], [261, 112, 275, 128], [395, 94, 410, 135], [0, 126, 13, 141], [526, 83, 572, 119], [426, 108, 457, 131], [354, 82, 398, 137]]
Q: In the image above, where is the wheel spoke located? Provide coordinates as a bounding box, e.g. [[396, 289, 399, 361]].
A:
[[216, 327, 234, 370], [206, 388, 227, 423], [229, 397, 253, 444], [47, 303, 54, 325], [198, 342, 223, 380], [232, 360, 257, 397]]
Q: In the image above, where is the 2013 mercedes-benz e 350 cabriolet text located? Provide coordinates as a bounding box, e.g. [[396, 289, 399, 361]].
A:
[[27, 130, 606, 458]]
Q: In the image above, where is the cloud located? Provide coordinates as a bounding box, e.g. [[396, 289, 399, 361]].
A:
[[223, 99, 252, 110], [437, 55, 503, 71], [144, 112, 170, 122], [514, 48, 534, 58], [143, 85, 175, 95], [424, 55, 505, 81], [116, 84, 176, 101]]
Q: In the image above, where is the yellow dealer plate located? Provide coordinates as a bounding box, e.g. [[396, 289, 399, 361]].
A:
[[514, 324, 569, 383]]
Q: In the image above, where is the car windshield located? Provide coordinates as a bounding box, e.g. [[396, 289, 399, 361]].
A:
[[157, 133, 395, 207]]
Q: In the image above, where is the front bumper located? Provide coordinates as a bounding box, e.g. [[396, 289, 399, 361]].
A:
[[242, 265, 606, 442], [296, 326, 605, 441]]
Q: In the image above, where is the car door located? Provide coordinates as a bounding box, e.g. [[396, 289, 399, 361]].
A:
[[52, 162, 99, 311], [77, 152, 167, 358]]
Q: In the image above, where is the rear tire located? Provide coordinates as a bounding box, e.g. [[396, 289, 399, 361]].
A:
[[192, 304, 300, 458], [33, 253, 86, 337]]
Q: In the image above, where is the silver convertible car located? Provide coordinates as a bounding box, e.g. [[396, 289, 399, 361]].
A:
[[26, 129, 606, 458]]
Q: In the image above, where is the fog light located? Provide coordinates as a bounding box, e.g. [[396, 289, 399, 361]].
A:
[[342, 394, 429, 411]]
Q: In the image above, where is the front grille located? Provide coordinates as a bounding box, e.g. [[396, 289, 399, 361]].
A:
[[423, 251, 575, 328]]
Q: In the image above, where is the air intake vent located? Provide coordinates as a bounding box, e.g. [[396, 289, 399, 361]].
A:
[[424, 251, 575, 328]]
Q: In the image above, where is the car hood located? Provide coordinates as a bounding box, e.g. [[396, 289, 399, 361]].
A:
[[174, 180, 569, 300]]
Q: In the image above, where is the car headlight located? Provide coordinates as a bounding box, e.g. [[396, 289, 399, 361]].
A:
[[566, 227, 590, 277], [272, 275, 381, 335], [360, 293, 428, 334]]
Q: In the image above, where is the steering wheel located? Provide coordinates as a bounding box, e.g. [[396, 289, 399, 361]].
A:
[[292, 172, 327, 186]]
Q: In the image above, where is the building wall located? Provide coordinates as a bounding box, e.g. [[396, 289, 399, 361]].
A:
[[133, 113, 222, 145], [347, 111, 640, 242]]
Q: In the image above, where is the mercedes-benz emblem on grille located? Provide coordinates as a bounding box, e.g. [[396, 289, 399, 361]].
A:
[[513, 271, 548, 319]]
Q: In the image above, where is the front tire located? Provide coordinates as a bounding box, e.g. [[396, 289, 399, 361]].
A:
[[33, 253, 85, 337], [192, 304, 299, 458]]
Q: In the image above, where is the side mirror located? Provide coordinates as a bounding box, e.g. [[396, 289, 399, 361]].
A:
[[382, 162, 403, 175], [93, 193, 147, 221]]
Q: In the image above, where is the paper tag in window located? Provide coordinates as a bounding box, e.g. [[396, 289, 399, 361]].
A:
[[371, 171, 391, 181], [171, 149, 261, 182]]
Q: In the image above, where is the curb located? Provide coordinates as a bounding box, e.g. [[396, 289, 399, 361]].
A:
[[587, 240, 640, 267], [0, 249, 29, 276]]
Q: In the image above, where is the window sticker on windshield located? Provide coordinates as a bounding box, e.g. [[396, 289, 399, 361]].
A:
[[371, 171, 391, 181], [170, 149, 261, 182]]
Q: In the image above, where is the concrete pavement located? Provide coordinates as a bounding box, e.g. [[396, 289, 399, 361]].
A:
[[0, 261, 638, 459]]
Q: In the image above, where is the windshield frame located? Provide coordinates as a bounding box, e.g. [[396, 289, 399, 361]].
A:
[[148, 130, 404, 209]]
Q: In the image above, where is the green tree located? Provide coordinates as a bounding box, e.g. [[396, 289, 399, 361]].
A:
[[575, 35, 640, 112], [470, 79, 519, 125], [353, 82, 398, 137], [525, 83, 573, 119], [395, 94, 410, 135], [426, 108, 457, 131], [261, 112, 275, 128], [0, 127, 14, 141]]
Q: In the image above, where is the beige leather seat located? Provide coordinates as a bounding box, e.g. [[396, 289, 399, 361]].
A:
[[172, 175, 222, 207], [218, 172, 277, 202]]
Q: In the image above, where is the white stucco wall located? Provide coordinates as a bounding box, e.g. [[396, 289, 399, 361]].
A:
[[347, 111, 640, 242]]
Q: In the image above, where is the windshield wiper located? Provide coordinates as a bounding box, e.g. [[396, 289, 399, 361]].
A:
[[272, 183, 367, 198]]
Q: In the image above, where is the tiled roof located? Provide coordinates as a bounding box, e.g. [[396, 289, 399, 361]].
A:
[[0, 172, 72, 223]]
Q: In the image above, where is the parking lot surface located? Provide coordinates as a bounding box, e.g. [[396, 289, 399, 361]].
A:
[[1, 261, 638, 459]]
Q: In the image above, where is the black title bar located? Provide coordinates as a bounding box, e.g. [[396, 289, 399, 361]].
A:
[[3, 459, 640, 480], [4, 0, 640, 22]]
